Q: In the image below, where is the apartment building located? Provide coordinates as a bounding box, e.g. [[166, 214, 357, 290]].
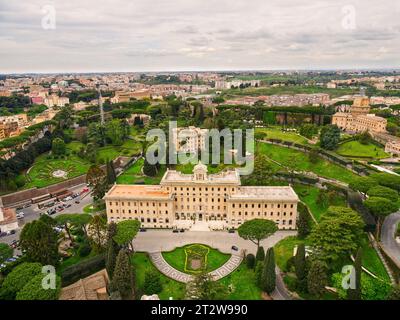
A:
[[172, 126, 208, 153], [104, 163, 299, 230]]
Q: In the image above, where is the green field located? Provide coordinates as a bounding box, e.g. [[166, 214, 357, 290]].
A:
[[116, 158, 166, 185], [25, 154, 91, 189], [131, 252, 186, 300], [255, 127, 310, 145], [257, 142, 358, 184], [162, 244, 231, 274], [336, 140, 389, 159], [293, 184, 347, 222]]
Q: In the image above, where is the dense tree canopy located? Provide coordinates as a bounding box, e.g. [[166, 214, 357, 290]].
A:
[[238, 219, 278, 249]]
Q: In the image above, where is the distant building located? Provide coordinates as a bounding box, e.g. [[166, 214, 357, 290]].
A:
[[44, 95, 69, 108], [172, 126, 208, 153], [385, 140, 400, 156], [327, 82, 337, 89], [332, 97, 387, 134], [104, 163, 299, 230]]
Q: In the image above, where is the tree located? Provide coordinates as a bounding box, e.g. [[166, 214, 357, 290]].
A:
[[106, 222, 120, 279], [347, 247, 362, 300], [0, 243, 13, 264], [106, 160, 117, 185], [88, 214, 108, 253], [349, 176, 378, 194], [256, 246, 265, 262], [299, 124, 318, 139], [86, 165, 107, 200], [246, 253, 256, 269], [307, 260, 328, 298], [297, 203, 312, 239], [238, 219, 278, 250], [309, 206, 365, 264], [370, 173, 400, 192], [51, 137, 66, 155], [113, 219, 141, 252], [364, 197, 399, 234], [16, 273, 61, 300], [261, 248, 276, 294], [111, 249, 135, 300], [143, 270, 162, 295], [105, 119, 125, 146], [294, 243, 307, 286], [320, 124, 340, 150], [367, 186, 399, 203], [0, 262, 42, 299], [19, 220, 59, 266], [189, 273, 228, 300], [55, 214, 92, 242], [143, 158, 157, 177]]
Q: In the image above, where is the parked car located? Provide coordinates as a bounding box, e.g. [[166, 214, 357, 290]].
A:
[[228, 229, 235, 233], [231, 245, 239, 251], [65, 204, 72, 208], [23, 203, 31, 208], [139, 228, 147, 232], [10, 240, 18, 248], [179, 229, 185, 233], [75, 200, 80, 204], [6, 230, 16, 235], [16, 212, 25, 219], [172, 229, 179, 233]]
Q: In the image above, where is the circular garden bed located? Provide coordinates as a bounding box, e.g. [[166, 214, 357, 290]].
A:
[[162, 244, 231, 275]]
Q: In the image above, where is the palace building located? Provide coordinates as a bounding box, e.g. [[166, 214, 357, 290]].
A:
[[104, 162, 299, 231], [332, 97, 387, 134]]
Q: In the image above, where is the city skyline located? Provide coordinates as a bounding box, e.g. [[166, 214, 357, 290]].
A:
[[1, 0, 400, 73]]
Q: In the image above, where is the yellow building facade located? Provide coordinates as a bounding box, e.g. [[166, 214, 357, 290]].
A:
[[104, 162, 299, 230]]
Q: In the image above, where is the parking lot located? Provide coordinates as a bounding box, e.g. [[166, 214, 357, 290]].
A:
[[0, 184, 94, 249]]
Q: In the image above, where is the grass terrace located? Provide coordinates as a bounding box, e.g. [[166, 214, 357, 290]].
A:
[[336, 140, 389, 159], [255, 127, 310, 145], [257, 142, 359, 184], [162, 244, 231, 275]]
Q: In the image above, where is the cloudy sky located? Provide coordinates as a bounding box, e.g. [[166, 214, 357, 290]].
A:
[[0, 0, 399, 73]]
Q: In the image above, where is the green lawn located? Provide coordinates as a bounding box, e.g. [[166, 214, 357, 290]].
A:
[[117, 158, 166, 185], [131, 252, 186, 300], [162, 244, 231, 274], [274, 236, 308, 272], [255, 127, 310, 145], [336, 140, 389, 159], [257, 142, 358, 184], [360, 236, 390, 281], [25, 154, 91, 189], [218, 263, 262, 300], [293, 184, 347, 222]]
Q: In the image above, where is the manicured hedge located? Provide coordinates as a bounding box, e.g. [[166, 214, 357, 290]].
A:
[[61, 254, 105, 286]]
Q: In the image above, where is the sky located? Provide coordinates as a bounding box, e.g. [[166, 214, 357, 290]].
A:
[[0, 0, 399, 73]]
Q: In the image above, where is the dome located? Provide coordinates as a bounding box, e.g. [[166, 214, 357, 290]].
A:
[[193, 161, 207, 173]]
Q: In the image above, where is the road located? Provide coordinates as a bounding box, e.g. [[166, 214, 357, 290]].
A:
[[381, 211, 400, 267], [0, 184, 93, 247]]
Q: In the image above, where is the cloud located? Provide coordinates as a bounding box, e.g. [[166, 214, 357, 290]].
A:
[[0, 0, 399, 72]]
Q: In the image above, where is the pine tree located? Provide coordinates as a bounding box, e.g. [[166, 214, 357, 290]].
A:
[[294, 243, 307, 292], [347, 247, 362, 300], [294, 244, 307, 280], [256, 246, 265, 262], [143, 158, 157, 177], [307, 260, 328, 298], [106, 160, 117, 185], [297, 204, 311, 239], [111, 249, 135, 300], [105, 222, 119, 279], [261, 248, 276, 294]]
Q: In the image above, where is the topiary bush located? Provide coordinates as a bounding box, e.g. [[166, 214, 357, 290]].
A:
[[246, 253, 256, 269]]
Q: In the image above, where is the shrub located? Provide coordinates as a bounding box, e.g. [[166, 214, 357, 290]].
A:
[[246, 254, 256, 269], [0, 262, 42, 299], [16, 273, 61, 300], [367, 186, 399, 203], [143, 270, 162, 295], [61, 254, 105, 286], [77, 242, 91, 257]]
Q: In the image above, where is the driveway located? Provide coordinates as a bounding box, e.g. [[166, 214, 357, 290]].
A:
[[133, 229, 296, 255], [381, 211, 400, 267]]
